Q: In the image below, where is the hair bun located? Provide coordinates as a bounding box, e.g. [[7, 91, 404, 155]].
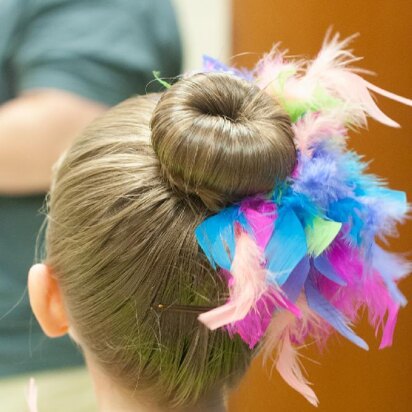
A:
[[150, 72, 296, 211]]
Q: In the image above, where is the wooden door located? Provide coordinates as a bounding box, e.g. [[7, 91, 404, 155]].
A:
[[229, 1, 412, 411]]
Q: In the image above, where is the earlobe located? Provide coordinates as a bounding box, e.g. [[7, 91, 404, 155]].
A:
[[28, 263, 69, 337]]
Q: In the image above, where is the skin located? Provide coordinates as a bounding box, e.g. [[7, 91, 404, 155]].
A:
[[0, 89, 106, 194]]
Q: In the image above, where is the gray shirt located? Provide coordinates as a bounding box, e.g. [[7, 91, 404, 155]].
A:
[[0, 0, 181, 376]]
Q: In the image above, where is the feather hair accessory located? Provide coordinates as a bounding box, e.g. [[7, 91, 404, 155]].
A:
[[195, 32, 412, 405]]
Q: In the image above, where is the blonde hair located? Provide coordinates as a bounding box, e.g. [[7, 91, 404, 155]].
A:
[[44, 73, 295, 409]]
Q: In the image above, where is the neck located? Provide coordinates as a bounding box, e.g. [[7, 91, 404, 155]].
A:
[[85, 356, 227, 412]]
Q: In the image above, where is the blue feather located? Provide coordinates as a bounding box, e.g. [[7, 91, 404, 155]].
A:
[[265, 206, 307, 285], [293, 150, 353, 209], [358, 188, 408, 242], [195, 206, 239, 271], [328, 198, 364, 245], [305, 274, 369, 350], [371, 244, 408, 307], [202, 55, 253, 81], [276, 187, 319, 221]]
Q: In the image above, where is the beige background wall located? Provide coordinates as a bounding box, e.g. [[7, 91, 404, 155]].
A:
[[172, 0, 232, 71]]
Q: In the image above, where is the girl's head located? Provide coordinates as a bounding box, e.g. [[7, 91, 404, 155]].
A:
[[29, 73, 295, 411]]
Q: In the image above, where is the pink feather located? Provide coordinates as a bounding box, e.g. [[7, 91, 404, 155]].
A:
[[302, 31, 412, 128], [269, 284, 302, 318], [379, 303, 399, 349], [276, 334, 319, 407], [292, 111, 347, 156], [260, 297, 328, 406], [255, 31, 412, 129], [365, 81, 412, 107], [323, 241, 407, 348], [198, 226, 268, 329], [26, 378, 38, 412], [254, 45, 300, 92]]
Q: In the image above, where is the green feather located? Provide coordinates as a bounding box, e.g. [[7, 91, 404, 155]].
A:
[[305, 216, 342, 256], [153, 71, 172, 89]]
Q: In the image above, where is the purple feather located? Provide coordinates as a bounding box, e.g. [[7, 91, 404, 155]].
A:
[[305, 273, 369, 350], [282, 256, 310, 302]]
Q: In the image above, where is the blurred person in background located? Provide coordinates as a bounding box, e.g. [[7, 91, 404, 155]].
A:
[[0, 0, 181, 409]]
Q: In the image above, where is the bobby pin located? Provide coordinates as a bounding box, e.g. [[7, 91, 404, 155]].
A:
[[153, 303, 216, 314]]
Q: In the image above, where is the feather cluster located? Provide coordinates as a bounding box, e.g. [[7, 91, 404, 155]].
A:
[[195, 33, 412, 405]]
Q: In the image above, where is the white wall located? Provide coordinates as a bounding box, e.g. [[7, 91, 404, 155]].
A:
[[172, 0, 232, 71]]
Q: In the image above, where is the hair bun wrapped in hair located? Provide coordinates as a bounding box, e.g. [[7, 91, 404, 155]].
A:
[[150, 72, 296, 211]]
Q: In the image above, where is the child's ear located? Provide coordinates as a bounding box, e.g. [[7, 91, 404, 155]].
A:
[[28, 263, 69, 337]]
